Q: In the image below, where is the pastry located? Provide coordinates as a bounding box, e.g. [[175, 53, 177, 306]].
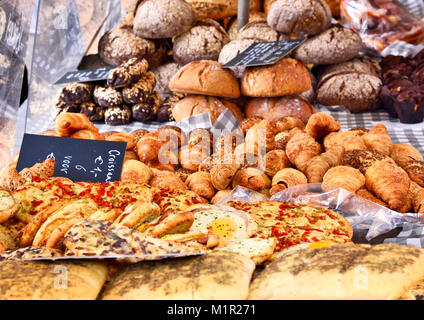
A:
[[361, 124, 393, 156], [104, 105, 132, 126], [133, 0, 195, 39], [186, 171, 216, 200], [343, 149, 393, 175], [322, 165, 365, 193], [150, 170, 188, 191], [55, 113, 98, 137], [270, 168, 307, 196], [293, 26, 363, 65], [305, 146, 344, 183], [131, 92, 162, 122], [245, 96, 315, 124], [267, 0, 332, 37], [390, 143, 423, 169], [172, 95, 243, 124], [305, 112, 341, 141], [93, 86, 123, 109], [79, 102, 105, 122], [324, 130, 367, 152], [173, 19, 230, 66], [107, 58, 149, 88], [169, 60, 241, 98], [264, 150, 291, 178], [241, 58, 311, 98], [105, 132, 136, 149], [59, 83, 93, 104], [71, 129, 105, 140], [402, 160, 424, 188]]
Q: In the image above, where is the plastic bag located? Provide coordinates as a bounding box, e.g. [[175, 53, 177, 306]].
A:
[[217, 184, 424, 242], [341, 0, 424, 52]]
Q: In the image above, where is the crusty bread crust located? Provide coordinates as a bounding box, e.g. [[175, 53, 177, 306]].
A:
[[241, 58, 312, 97], [169, 60, 241, 98]]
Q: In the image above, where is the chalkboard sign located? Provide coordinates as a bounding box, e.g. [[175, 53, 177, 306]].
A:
[[55, 66, 116, 84], [17, 134, 127, 183], [222, 39, 306, 68]]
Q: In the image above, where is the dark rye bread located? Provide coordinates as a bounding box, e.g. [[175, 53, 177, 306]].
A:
[[316, 57, 382, 112], [248, 244, 424, 300], [293, 26, 363, 65], [133, 0, 195, 39], [173, 19, 230, 66], [267, 0, 332, 36], [101, 251, 255, 300]]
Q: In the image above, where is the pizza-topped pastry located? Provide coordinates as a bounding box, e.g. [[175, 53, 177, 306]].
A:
[[153, 188, 208, 214], [226, 201, 353, 251]]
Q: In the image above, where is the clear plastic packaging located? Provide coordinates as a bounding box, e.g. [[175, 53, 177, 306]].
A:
[[218, 184, 424, 242], [341, 0, 424, 52]]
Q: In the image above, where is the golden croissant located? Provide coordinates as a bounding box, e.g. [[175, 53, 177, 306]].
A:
[[322, 166, 365, 193], [270, 168, 307, 196], [305, 112, 341, 141], [305, 146, 345, 183], [365, 160, 410, 211], [55, 113, 97, 137], [362, 124, 392, 156]]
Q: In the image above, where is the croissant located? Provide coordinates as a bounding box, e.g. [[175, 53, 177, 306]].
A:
[[264, 149, 290, 177], [365, 160, 410, 211], [356, 188, 388, 208], [121, 160, 152, 184], [269, 168, 307, 196], [231, 167, 271, 191], [398, 185, 414, 214], [390, 143, 423, 169], [55, 113, 97, 137], [323, 130, 367, 152], [245, 120, 279, 153], [105, 132, 136, 150], [136, 132, 163, 162], [305, 112, 341, 141], [214, 133, 241, 157], [179, 144, 210, 171], [40, 130, 60, 137], [186, 171, 216, 199], [409, 182, 424, 213], [124, 150, 139, 162], [71, 129, 105, 141], [157, 125, 186, 149], [149, 170, 188, 191], [274, 116, 305, 132], [147, 160, 176, 172], [285, 127, 322, 172], [362, 124, 392, 156], [210, 158, 240, 191], [322, 166, 365, 193], [401, 160, 424, 188], [305, 146, 345, 183], [211, 190, 231, 204]]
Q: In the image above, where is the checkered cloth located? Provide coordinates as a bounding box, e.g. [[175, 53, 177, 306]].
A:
[[384, 224, 424, 248]]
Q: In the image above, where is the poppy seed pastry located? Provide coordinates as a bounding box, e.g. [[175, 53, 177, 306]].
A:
[[133, 0, 195, 39], [105, 105, 132, 126], [173, 19, 230, 66], [293, 26, 363, 65], [267, 0, 332, 37]]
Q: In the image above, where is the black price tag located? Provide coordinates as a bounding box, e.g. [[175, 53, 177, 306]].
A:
[[222, 39, 306, 68], [54, 66, 115, 84], [17, 134, 127, 183]]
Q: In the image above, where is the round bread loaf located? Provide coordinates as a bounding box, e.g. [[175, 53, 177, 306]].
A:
[[218, 39, 256, 78], [241, 58, 312, 97], [186, 0, 262, 20], [169, 60, 241, 98], [172, 95, 243, 123], [133, 0, 195, 39], [227, 12, 266, 40], [245, 96, 316, 123], [293, 26, 363, 65], [98, 24, 166, 67], [267, 0, 332, 37], [173, 19, 230, 65], [153, 62, 181, 94], [316, 59, 382, 112], [236, 20, 282, 42]]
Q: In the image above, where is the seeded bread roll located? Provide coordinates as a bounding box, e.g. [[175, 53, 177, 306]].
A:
[[169, 60, 241, 98], [241, 58, 312, 97], [101, 251, 255, 300], [186, 0, 262, 20], [267, 0, 332, 37], [245, 96, 316, 123], [133, 0, 195, 39], [173, 19, 230, 66], [248, 244, 424, 300], [293, 26, 363, 65], [153, 62, 181, 94], [172, 95, 243, 123], [98, 22, 166, 67]]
